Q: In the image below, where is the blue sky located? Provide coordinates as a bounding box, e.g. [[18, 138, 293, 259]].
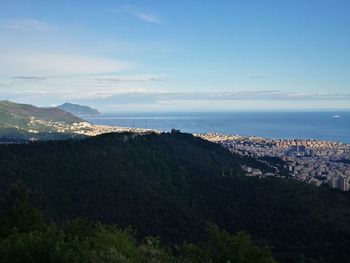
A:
[[0, 0, 349, 112]]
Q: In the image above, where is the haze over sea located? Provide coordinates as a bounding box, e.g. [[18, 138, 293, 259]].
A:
[[86, 111, 350, 144]]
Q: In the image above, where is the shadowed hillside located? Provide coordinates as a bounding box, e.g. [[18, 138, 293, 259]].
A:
[[0, 132, 349, 262]]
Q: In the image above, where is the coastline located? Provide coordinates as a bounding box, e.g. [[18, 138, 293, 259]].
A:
[[84, 121, 349, 146], [85, 111, 350, 144]]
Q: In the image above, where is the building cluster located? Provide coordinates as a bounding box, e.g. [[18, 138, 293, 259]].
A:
[[28, 117, 93, 134], [199, 133, 350, 191], [241, 165, 275, 177], [74, 123, 159, 136], [28, 117, 160, 136]]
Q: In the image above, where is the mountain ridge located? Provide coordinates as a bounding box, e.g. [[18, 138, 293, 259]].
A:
[[0, 100, 86, 140], [0, 100, 83, 124], [58, 102, 100, 117]]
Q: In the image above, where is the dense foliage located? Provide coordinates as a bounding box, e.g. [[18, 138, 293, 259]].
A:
[[0, 183, 276, 263], [0, 132, 349, 262]]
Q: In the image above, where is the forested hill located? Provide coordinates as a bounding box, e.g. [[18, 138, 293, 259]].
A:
[[0, 132, 350, 262], [0, 100, 85, 140], [0, 100, 83, 125]]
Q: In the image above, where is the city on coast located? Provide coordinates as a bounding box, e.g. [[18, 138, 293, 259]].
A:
[[200, 133, 350, 191]]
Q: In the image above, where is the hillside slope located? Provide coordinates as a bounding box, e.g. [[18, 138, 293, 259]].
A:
[[0, 100, 83, 125], [0, 132, 349, 262], [58, 102, 100, 116], [0, 100, 85, 140]]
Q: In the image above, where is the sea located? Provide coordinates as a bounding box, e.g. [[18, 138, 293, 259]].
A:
[[85, 111, 350, 144]]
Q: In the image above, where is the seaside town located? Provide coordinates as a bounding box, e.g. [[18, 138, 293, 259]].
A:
[[199, 133, 350, 191], [27, 117, 158, 136]]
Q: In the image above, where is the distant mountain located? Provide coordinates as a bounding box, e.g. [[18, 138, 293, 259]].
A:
[[0, 100, 83, 124], [0, 100, 85, 140], [0, 132, 349, 262], [58, 103, 100, 117]]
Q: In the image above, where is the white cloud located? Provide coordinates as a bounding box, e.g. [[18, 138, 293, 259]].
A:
[[96, 74, 164, 82], [131, 11, 162, 23], [124, 7, 162, 23], [2, 76, 350, 105], [83, 90, 350, 102], [0, 53, 131, 76], [1, 19, 58, 32], [0, 75, 159, 103]]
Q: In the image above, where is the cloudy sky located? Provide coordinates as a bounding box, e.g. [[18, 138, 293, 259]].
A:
[[0, 0, 349, 112]]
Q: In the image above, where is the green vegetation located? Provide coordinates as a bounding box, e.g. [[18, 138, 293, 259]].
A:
[[0, 125, 85, 141], [0, 132, 349, 262], [0, 182, 275, 263], [0, 100, 85, 140], [0, 100, 83, 125]]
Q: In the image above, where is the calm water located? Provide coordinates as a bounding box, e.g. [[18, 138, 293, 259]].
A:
[[86, 112, 350, 143]]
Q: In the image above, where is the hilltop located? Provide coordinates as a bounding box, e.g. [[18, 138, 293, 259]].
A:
[[58, 102, 100, 117], [0, 132, 349, 262], [0, 100, 87, 140]]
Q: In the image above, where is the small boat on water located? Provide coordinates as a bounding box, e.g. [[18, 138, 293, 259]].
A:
[[332, 115, 340, 118]]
